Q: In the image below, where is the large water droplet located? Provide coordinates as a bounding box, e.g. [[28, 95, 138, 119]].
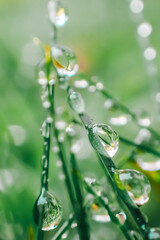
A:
[[33, 190, 62, 231], [48, 0, 68, 27], [88, 124, 119, 158], [68, 91, 85, 114], [148, 228, 160, 239], [116, 169, 151, 206], [52, 45, 79, 77]]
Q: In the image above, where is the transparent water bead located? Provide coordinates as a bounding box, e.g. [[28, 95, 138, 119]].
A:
[[130, 0, 144, 14], [104, 99, 117, 111], [33, 190, 62, 231], [68, 91, 85, 114], [52, 45, 78, 77], [144, 47, 157, 61], [89, 124, 119, 158], [137, 22, 152, 38], [48, 0, 68, 27], [117, 169, 151, 205], [148, 228, 160, 239], [55, 120, 66, 130]]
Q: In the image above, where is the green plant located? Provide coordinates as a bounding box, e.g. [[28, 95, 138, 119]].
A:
[[32, 1, 160, 240]]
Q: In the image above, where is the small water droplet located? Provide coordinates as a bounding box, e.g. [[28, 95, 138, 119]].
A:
[[66, 124, 76, 136], [41, 120, 50, 138], [109, 114, 130, 126], [46, 117, 53, 123], [90, 200, 110, 223], [104, 99, 115, 110], [84, 177, 102, 196], [148, 228, 160, 239], [58, 133, 65, 142], [88, 85, 96, 93], [68, 91, 85, 114], [144, 47, 157, 61], [130, 0, 144, 14], [61, 231, 69, 239], [59, 173, 65, 180], [38, 71, 48, 86], [48, 0, 68, 27], [88, 124, 119, 158], [52, 146, 59, 153], [71, 222, 78, 228], [55, 121, 67, 130], [56, 160, 63, 167], [96, 82, 104, 91], [71, 142, 81, 154], [33, 190, 62, 231], [58, 77, 69, 90], [136, 110, 151, 127], [134, 129, 151, 144], [115, 211, 126, 225], [52, 45, 78, 77], [74, 79, 89, 88], [137, 22, 152, 38], [117, 169, 151, 205], [43, 101, 51, 109]]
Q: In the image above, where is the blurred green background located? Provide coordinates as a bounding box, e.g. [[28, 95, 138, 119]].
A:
[[1, 0, 160, 239]]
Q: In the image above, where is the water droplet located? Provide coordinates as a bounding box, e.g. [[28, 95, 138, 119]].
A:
[[8, 125, 26, 146], [71, 142, 81, 154], [88, 85, 96, 93], [52, 146, 59, 153], [116, 169, 151, 205], [109, 114, 130, 126], [38, 71, 48, 86], [134, 129, 151, 144], [33, 190, 62, 231], [59, 173, 65, 180], [58, 133, 65, 142], [62, 231, 69, 239], [148, 228, 160, 239], [68, 91, 85, 114], [96, 82, 104, 91], [46, 117, 53, 123], [41, 120, 50, 138], [48, 0, 68, 27], [156, 92, 160, 103], [52, 45, 78, 77], [130, 0, 144, 14], [104, 99, 115, 110], [144, 47, 157, 61], [115, 211, 126, 225], [84, 177, 102, 196], [136, 152, 160, 171], [88, 124, 119, 158], [55, 121, 66, 130], [136, 110, 151, 127], [137, 22, 152, 38], [43, 101, 51, 109], [66, 124, 76, 136], [74, 79, 89, 88], [56, 160, 62, 167], [71, 222, 78, 228], [90, 200, 110, 223]]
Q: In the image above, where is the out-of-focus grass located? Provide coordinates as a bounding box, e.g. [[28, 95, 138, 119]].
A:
[[0, 0, 160, 239]]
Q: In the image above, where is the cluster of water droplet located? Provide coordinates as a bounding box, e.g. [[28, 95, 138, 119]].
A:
[[33, 189, 62, 231]]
